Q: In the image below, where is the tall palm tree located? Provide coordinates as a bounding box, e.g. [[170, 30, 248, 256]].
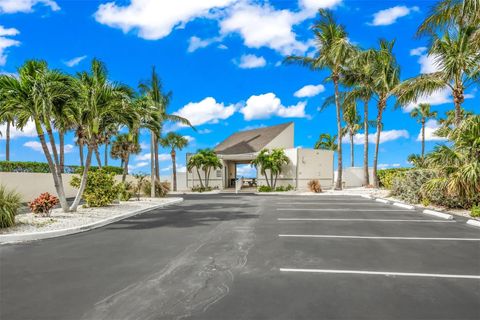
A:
[[368, 39, 402, 187], [69, 59, 134, 211], [159, 132, 189, 191], [285, 9, 353, 190], [0, 60, 72, 211], [0, 106, 14, 161], [139, 67, 193, 196], [397, 26, 479, 126], [410, 103, 438, 158], [314, 133, 338, 151], [110, 133, 141, 182], [343, 102, 362, 167]]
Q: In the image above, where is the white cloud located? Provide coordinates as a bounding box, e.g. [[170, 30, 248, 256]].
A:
[[410, 46, 441, 74], [64, 55, 87, 67], [0, 25, 20, 66], [217, 44, 228, 50], [94, 0, 236, 40], [0, 120, 36, 139], [378, 163, 401, 169], [135, 153, 170, 161], [299, 0, 342, 13], [184, 135, 195, 143], [240, 92, 307, 120], [128, 161, 149, 171], [174, 97, 236, 126], [236, 54, 266, 69], [236, 164, 256, 177], [417, 119, 447, 142], [403, 88, 451, 112], [23, 140, 74, 153], [369, 6, 419, 26], [241, 124, 266, 131], [294, 84, 325, 98], [220, 2, 310, 55], [198, 128, 212, 134], [0, 0, 59, 14], [344, 129, 410, 145], [187, 36, 223, 52]]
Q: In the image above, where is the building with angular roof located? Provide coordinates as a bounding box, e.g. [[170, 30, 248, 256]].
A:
[[185, 122, 334, 191]]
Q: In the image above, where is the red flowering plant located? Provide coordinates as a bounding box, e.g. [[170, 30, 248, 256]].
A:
[[29, 192, 59, 216]]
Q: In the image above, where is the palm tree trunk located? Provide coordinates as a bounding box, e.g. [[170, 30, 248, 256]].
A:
[[333, 76, 343, 190], [273, 173, 278, 189], [453, 86, 464, 126], [94, 148, 102, 168], [350, 133, 354, 167], [171, 149, 177, 191], [5, 120, 10, 161], [123, 154, 129, 182], [196, 168, 204, 188], [373, 103, 384, 188], [104, 141, 109, 167], [79, 142, 84, 167], [120, 159, 124, 169], [150, 132, 155, 197], [270, 171, 274, 189], [69, 146, 93, 212], [59, 131, 65, 173], [154, 136, 160, 182], [421, 119, 425, 158], [363, 100, 369, 186], [35, 120, 69, 212], [46, 127, 60, 167], [263, 171, 270, 188]]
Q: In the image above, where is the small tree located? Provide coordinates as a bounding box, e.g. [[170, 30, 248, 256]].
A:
[[187, 149, 222, 188], [251, 148, 290, 189], [159, 132, 189, 191], [110, 133, 141, 182], [410, 103, 437, 158], [314, 133, 337, 151]]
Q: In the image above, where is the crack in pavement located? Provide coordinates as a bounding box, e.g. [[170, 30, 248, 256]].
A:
[[82, 200, 259, 320]]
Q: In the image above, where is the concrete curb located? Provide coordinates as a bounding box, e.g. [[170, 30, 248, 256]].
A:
[[466, 219, 480, 228], [375, 198, 390, 204], [392, 202, 415, 210], [0, 198, 184, 244], [423, 209, 453, 220], [170, 190, 220, 195], [360, 195, 373, 199]]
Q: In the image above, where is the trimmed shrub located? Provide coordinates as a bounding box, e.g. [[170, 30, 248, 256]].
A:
[[0, 161, 123, 175], [191, 186, 213, 193], [275, 184, 294, 192], [70, 170, 121, 207], [29, 192, 59, 216], [307, 180, 322, 193], [391, 169, 437, 204], [377, 168, 410, 189], [118, 182, 133, 201], [258, 185, 274, 192], [142, 180, 170, 197], [471, 205, 480, 218], [0, 185, 22, 228]]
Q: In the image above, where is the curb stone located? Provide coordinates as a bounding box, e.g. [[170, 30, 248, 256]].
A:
[[0, 198, 184, 244], [423, 209, 453, 220], [466, 219, 480, 228], [392, 202, 415, 210]]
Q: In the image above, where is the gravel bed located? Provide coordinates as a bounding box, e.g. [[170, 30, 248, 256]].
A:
[[1, 198, 176, 235]]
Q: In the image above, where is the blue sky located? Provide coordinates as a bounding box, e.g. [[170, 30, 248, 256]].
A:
[[0, 0, 477, 176]]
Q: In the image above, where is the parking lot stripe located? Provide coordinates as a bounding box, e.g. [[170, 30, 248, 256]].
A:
[[277, 218, 454, 223], [279, 268, 480, 279], [276, 208, 412, 212], [276, 202, 381, 205], [278, 234, 480, 241]]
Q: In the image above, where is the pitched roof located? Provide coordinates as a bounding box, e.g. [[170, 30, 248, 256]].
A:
[[214, 122, 292, 155]]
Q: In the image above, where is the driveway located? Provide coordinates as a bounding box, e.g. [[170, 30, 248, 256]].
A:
[[1, 194, 479, 319]]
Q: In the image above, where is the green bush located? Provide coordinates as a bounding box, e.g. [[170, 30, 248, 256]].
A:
[[258, 185, 274, 192], [0, 185, 22, 228], [377, 168, 410, 189], [0, 161, 123, 175], [191, 186, 213, 193], [142, 180, 170, 197], [118, 182, 133, 201], [274, 184, 294, 192], [471, 205, 480, 218], [70, 169, 121, 207], [391, 169, 436, 204]]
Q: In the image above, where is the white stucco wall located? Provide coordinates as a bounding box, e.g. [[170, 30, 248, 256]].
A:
[[336, 167, 374, 187], [265, 123, 294, 150], [296, 148, 334, 190]]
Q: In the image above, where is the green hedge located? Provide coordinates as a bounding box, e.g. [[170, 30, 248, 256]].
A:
[[377, 168, 410, 189], [0, 161, 123, 175]]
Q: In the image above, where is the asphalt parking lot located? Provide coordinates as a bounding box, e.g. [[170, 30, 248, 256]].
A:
[[1, 193, 479, 319]]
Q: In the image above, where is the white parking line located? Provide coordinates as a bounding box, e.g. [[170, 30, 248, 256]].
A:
[[276, 208, 411, 212], [277, 218, 454, 223], [276, 202, 381, 205], [279, 268, 480, 279], [278, 234, 480, 241]]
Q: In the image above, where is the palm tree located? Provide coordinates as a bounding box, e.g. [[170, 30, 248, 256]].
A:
[[187, 152, 206, 188], [285, 9, 353, 190], [159, 132, 189, 191], [314, 133, 338, 151], [423, 114, 480, 208], [69, 59, 134, 211], [0, 106, 14, 161], [251, 148, 289, 189], [343, 102, 362, 167], [197, 149, 222, 188], [110, 133, 141, 182], [410, 103, 438, 158], [0, 60, 72, 211], [139, 67, 193, 196], [397, 26, 479, 126], [368, 40, 402, 187]]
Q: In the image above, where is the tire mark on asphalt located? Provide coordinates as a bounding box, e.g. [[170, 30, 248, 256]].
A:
[[82, 198, 259, 320]]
